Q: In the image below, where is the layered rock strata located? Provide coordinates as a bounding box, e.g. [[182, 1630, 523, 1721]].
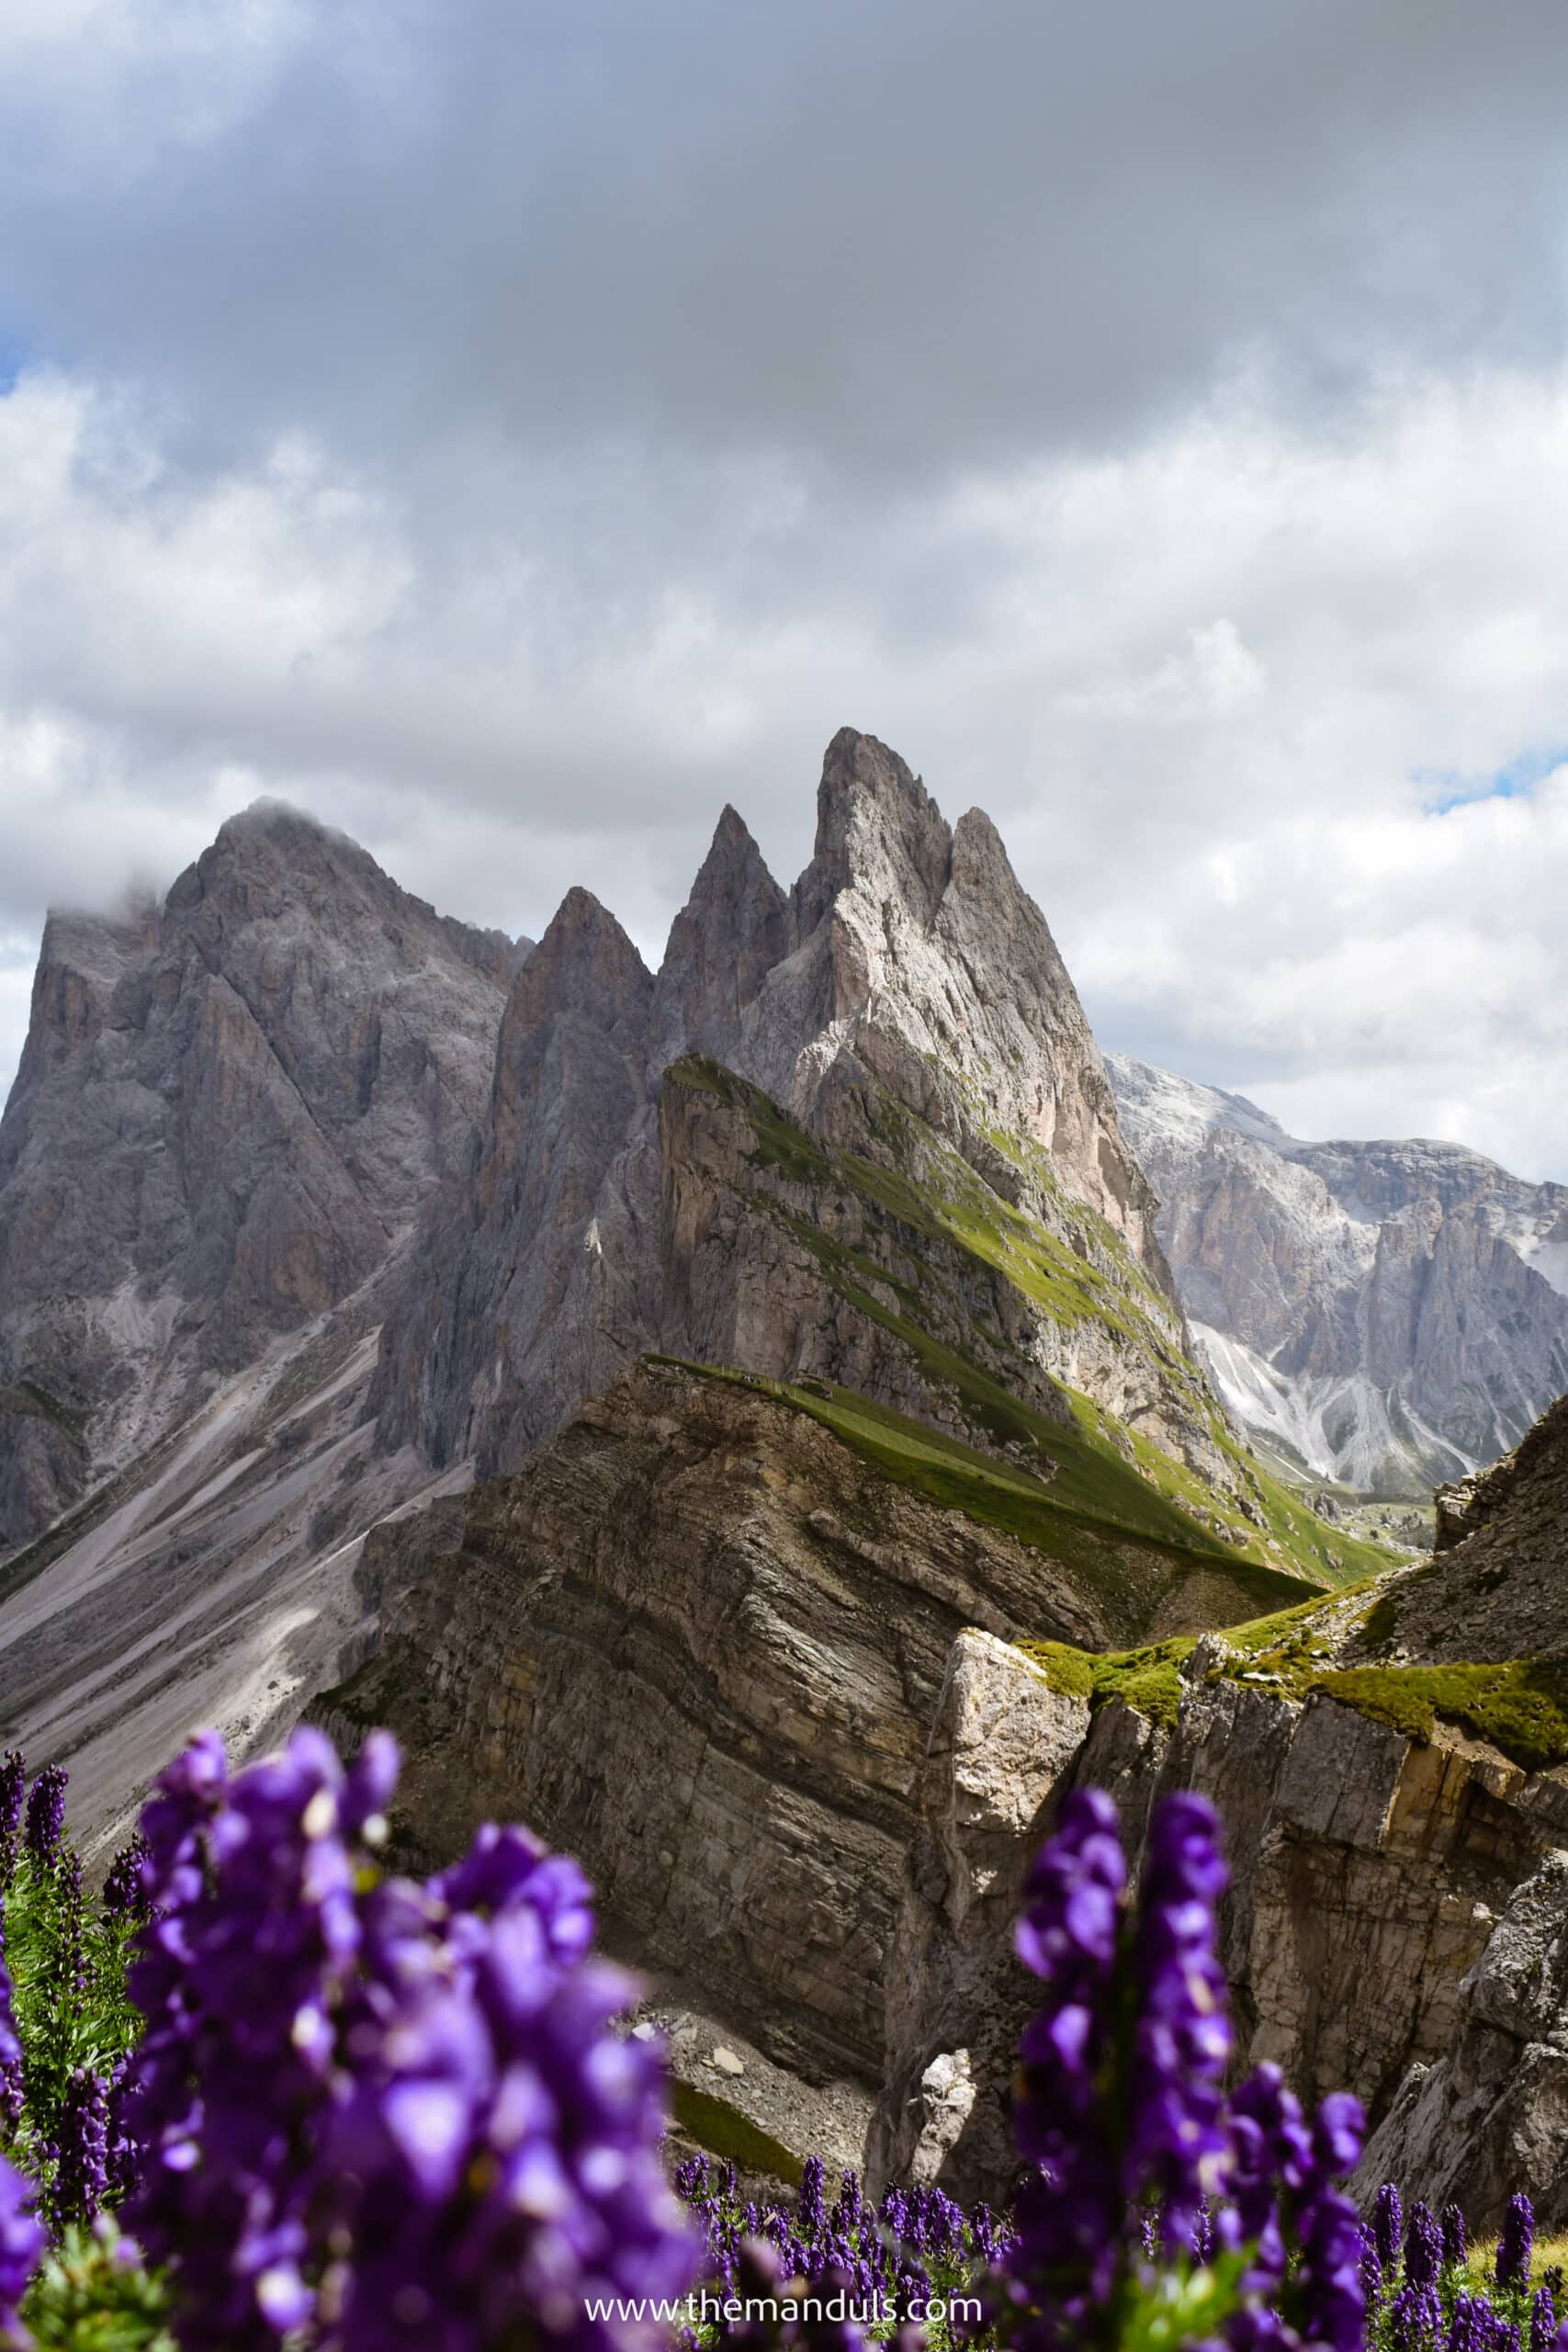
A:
[[325, 1360, 1568, 2222], [871, 1629, 1565, 2217], [320, 1357, 1314, 2093]]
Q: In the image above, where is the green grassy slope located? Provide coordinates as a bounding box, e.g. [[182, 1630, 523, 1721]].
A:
[[1021, 1589, 1568, 1774], [667, 1058, 1387, 1591], [663, 1358, 1325, 1643]]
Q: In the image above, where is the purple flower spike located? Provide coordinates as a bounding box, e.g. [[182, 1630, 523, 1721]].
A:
[[1407, 2201, 1444, 2290], [1005, 1789, 1252, 2346], [0, 1758, 23, 1893], [0, 2155, 43, 2340], [1014, 1787, 1124, 1988], [23, 1766, 66, 1869], [47, 2068, 109, 2232], [1531, 2289, 1559, 2352], [1374, 2180, 1404, 2272], [1129, 1791, 1232, 2246], [1499, 2195, 1536, 2292], [103, 1835, 152, 1927], [119, 1723, 697, 2352]]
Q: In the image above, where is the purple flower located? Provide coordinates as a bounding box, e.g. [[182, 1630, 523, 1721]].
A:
[[1128, 1793, 1232, 2248], [1221, 2063, 1364, 2349], [0, 1759, 23, 1893], [23, 1768, 66, 1871], [1006, 1788, 1128, 2343], [1450, 2293, 1489, 2352], [1407, 2202, 1445, 2290], [0, 1964, 22, 2140], [103, 1835, 152, 1927], [1444, 2206, 1470, 2271], [120, 1724, 697, 2352], [46, 2068, 108, 2233], [1004, 1790, 1258, 2346], [1499, 2196, 1536, 2293], [1375, 2181, 1405, 2272], [799, 2156, 826, 2241], [1389, 2279, 1442, 2351], [0, 2155, 43, 2345], [1531, 2290, 1559, 2352]]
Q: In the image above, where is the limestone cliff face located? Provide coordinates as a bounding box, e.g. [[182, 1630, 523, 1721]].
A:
[[1109, 1055, 1568, 1496], [1354, 1851, 1568, 2233], [0, 805, 520, 1548], [872, 1629, 1568, 2225], [376, 732, 1218, 1510], [739, 733, 1163, 1261], [322, 1358, 1305, 2091]]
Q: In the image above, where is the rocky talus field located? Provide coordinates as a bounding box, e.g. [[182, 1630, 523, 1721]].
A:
[[2, 728, 1566, 2227]]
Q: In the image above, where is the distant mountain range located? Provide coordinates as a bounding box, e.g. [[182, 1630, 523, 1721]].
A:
[[1109, 1055, 1568, 1498]]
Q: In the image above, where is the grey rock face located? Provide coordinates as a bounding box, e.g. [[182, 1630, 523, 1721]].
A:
[[0, 804, 519, 1547], [377, 730, 1191, 1487], [324, 1357, 1293, 2092], [374, 888, 660, 1474], [0, 1248, 472, 1857], [1354, 1852, 1568, 2232], [1109, 1055, 1568, 1496]]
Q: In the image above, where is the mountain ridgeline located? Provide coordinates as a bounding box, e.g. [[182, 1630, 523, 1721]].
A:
[[370, 729, 1359, 1581], [1110, 1056, 1568, 1498]]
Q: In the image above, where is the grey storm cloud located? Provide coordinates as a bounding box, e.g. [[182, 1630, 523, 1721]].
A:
[[4, 0, 1568, 481]]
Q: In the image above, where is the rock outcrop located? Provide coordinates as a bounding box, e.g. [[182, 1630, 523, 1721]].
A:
[[1354, 1852, 1568, 2233], [0, 804, 522, 1548], [1109, 1055, 1568, 1497], [1327, 1388, 1568, 1669], [320, 1356, 1314, 2101], [321, 1353, 1568, 2216]]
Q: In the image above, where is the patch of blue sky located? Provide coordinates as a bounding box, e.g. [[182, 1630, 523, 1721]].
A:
[[1416, 743, 1568, 816], [0, 334, 30, 395]]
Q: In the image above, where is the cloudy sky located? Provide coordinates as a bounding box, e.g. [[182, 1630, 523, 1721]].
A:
[[6, 1, 1568, 1176]]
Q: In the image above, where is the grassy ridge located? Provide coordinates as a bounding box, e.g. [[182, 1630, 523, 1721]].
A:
[[667, 1058, 1387, 1590], [1020, 1599, 1568, 1774]]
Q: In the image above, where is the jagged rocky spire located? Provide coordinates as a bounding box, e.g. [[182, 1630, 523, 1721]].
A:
[[375, 726, 1183, 1480]]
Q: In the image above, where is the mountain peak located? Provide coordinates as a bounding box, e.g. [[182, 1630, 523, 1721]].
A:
[[795, 728, 953, 936], [649, 803, 788, 1074], [515, 888, 653, 1039]]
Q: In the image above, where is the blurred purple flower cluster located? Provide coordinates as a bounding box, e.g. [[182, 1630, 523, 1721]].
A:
[[118, 1724, 696, 2352]]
